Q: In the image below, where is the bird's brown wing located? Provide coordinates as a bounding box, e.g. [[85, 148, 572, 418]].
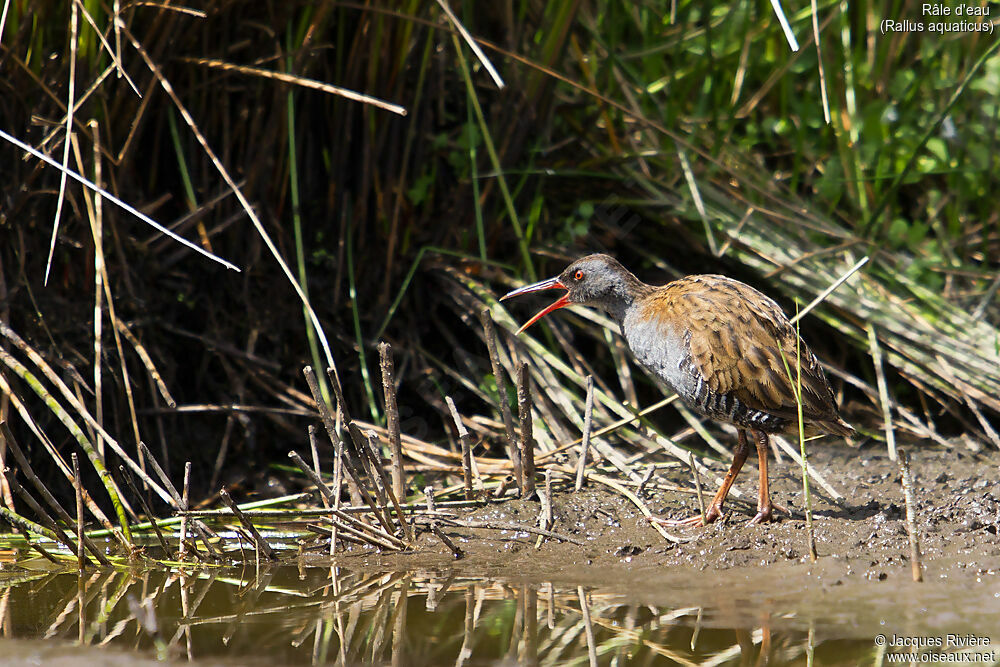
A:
[[659, 276, 848, 431]]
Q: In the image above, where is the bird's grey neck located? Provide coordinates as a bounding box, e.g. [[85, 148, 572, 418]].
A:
[[599, 296, 632, 324], [593, 277, 651, 325]]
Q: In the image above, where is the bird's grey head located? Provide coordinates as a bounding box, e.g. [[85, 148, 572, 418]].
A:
[[558, 254, 638, 312], [500, 253, 644, 333]]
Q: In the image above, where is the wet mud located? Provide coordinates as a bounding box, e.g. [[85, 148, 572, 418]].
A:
[[328, 442, 1000, 602], [3, 443, 998, 665]]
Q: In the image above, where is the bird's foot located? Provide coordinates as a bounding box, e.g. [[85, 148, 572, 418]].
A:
[[746, 498, 791, 524]]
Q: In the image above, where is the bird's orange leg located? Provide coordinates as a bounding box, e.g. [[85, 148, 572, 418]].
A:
[[749, 429, 774, 524], [652, 429, 750, 527]]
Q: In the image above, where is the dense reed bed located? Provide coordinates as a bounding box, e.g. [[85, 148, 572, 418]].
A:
[[0, 2, 997, 563]]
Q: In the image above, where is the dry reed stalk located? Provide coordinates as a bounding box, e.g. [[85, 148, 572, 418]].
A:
[[44, 0, 77, 287], [516, 362, 536, 498], [378, 342, 406, 501], [113, 320, 176, 408], [457, 588, 474, 667], [1, 422, 110, 565], [303, 367, 393, 534], [0, 356, 132, 543], [691, 608, 703, 650], [545, 583, 555, 630], [869, 325, 897, 461], [781, 324, 819, 562], [414, 515, 584, 545], [0, 504, 56, 541], [321, 516, 402, 551], [304, 523, 366, 548], [534, 469, 554, 549], [331, 435, 343, 555], [467, 445, 482, 488], [307, 425, 328, 509], [391, 576, 411, 667], [505, 585, 523, 662], [544, 469, 553, 519], [363, 425, 510, 471], [363, 428, 413, 542], [323, 365, 355, 428], [435, 0, 506, 89], [493, 475, 515, 498], [536, 395, 679, 463], [578, 586, 599, 667], [687, 452, 707, 527], [898, 449, 924, 582], [138, 442, 182, 506], [180, 541, 207, 562], [352, 427, 392, 506], [3, 467, 84, 561], [349, 425, 406, 535], [445, 397, 475, 500], [480, 309, 522, 491], [423, 486, 436, 513], [220, 489, 277, 561], [289, 450, 335, 505], [636, 464, 655, 497], [15, 525, 61, 564], [523, 585, 538, 665], [191, 520, 223, 560], [574, 376, 595, 491], [429, 522, 464, 559], [62, 127, 146, 474], [585, 472, 690, 543], [179, 462, 191, 560], [329, 508, 407, 548], [0, 320, 168, 505], [771, 435, 842, 499], [119, 465, 170, 554], [185, 497, 483, 520], [88, 120, 105, 465], [312, 367, 361, 508], [179, 57, 408, 115], [72, 454, 85, 568], [329, 520, 396, 550]]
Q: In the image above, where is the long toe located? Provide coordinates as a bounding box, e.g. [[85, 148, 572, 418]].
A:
[[649, 513, 715, 528], [747, 508, 774, 525]]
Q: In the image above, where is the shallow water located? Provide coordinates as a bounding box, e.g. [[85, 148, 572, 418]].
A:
[[1, 557, 997, 666]]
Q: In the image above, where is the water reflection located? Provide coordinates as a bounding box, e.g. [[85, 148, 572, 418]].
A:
[[0, 562, 880, 665]]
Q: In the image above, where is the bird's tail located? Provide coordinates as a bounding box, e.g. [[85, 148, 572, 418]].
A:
[[816, 417, 856, 437]]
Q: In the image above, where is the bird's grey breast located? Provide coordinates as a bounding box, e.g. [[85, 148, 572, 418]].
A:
[[621, 297, 792, 433], [621, 309, 693, 396]]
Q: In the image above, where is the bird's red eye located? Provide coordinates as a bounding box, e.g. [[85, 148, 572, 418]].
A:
[[574, 270, 584, 281]]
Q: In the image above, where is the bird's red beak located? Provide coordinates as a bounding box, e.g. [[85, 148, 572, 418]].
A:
[[500, 276, 569, 334]]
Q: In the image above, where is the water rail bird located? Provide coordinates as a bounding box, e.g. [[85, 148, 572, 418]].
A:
[[500, 254, 853, 526]]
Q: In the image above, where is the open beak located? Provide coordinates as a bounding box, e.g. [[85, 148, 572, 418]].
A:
[[500, 277, 569, 334]]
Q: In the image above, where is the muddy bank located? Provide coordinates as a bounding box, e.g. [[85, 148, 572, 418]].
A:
[[4, 443, 998, 665], [325, 443, 1000, 590]]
